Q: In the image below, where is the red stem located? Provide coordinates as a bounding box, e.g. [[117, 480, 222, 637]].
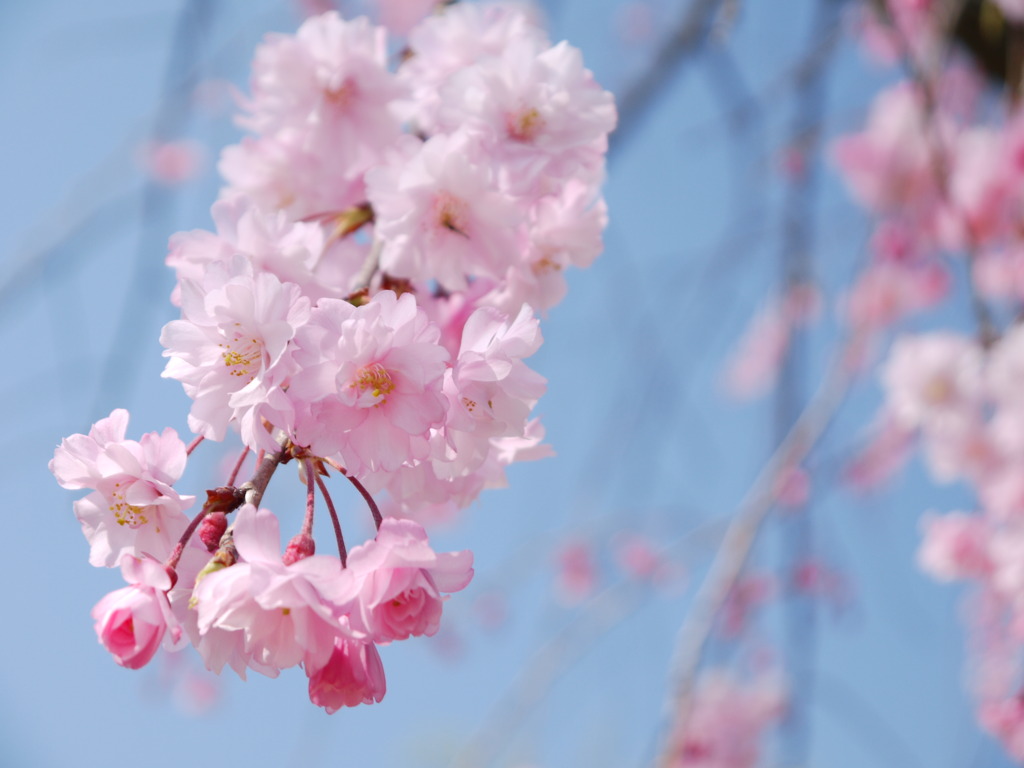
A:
[[185, 435, 205, 456], [226, 446, 251, 487], [314, 471, 347, 568], [301, 459, 316, 537], [320, 457, 383, 530]]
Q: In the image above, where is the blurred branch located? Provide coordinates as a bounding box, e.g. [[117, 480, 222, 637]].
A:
[[653, 344, 854, 768], [91, 0, 216, 415], [772, 1, 842, 763], [453, 516, 729, 768], [610, 0, 726, 157]]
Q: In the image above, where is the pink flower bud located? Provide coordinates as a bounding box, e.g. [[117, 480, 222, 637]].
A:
[[91, 555, 182, 669], [307, 636, 386, 713], [283, 533, 316, 565], [199, 512, 228, 552], [92, 586, 168, 669]]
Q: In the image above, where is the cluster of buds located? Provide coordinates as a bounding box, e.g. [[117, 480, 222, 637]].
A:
[[51, 2, 614, 711]]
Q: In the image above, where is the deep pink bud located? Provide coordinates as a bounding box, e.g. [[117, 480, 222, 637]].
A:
[[91, 556, 181, 670], [199, 512, 228, 552], [283, 533, 316, 565], [307, 636, 386, 713]]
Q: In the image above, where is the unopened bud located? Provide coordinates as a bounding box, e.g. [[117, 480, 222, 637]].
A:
[[283, 533, 316, 565], [199, 512, 229, 552]]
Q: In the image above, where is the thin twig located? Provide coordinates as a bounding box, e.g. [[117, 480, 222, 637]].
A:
[[653, 348, 853, 768]]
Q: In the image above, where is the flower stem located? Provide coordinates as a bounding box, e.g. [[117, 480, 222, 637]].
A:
[[301, 458, 316, 537], [185, 435, 205, 456], [226, 445, 251, 486], [315, 471, 347, 567], [319, 457, 383, 530], [347, 473, 382, 530]]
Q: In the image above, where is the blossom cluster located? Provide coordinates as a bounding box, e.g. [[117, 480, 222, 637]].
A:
[[672, 672, 785, 768], [831, 1, 1024, 758], [51, 2, 613, 712]]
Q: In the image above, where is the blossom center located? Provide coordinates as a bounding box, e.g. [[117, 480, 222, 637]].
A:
[[433, 193, 469, 238], [923, 375, 954, 405], [219, 325, 263, 382], [350, 363, 395, 407], [507, 107, 545, 143], [108, 484, 150, 529], [324, 78, 356, 109]]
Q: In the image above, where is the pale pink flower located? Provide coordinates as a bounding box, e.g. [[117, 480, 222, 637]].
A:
[[919, 416, 1002, 484], [306, 635, 386, 712], [484, 181, 608, 314], [241, 13, 402, 176], [367, 131, 521, 291], [939, 126, 1018, 249], [444, 304, 546, 441], [973, 247, 1024, 304], [881, 332, 984, 432], [398, 2, 549, 132], [192, 505, 350, 675], [50, 409, 193, 567], [675, 672, 785, 768], [554, 539, 598, 605], [832, 83, 942, 215], [167, 196, 361, 306], [92, 554, 183, 669], [918, 511, 992, 582], [141, 140, 204, 185], [438, 38, 617, 195], [289, 291, 449, 474], [218, 135, 367, 222], [335, 517, 473, 643], [160, 257, 311, 452], [988, 324, 1024, 409]]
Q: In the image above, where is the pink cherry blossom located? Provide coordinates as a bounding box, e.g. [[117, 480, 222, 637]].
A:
[[367, 131, 521, 291], [437, 38, 617, 196], [160, 256, 310, 452], [444, 303, 545, 449], [335, 517, 473, 643], [240, 13, 402, 177], [192, 505, 351, 675], [167, 196, 362, 306], [832, 82, 942, 216], [554, 538, 598, 605], [141, 139, 204, 185], [92, 554, 183, 669], [290, 290, 449, 474], [673, 672, 785, 768], [50, 409, 193, 567], [918, 511, 992, 582], [881, 332, 983, 432], [398, 2, 549, 133], [218, 135, 367, 222], [306, 635, 387, 712]]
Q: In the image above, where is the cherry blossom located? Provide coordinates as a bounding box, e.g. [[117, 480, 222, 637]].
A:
[[92, 554, 183, 669], [50, 409, 193, 567]]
